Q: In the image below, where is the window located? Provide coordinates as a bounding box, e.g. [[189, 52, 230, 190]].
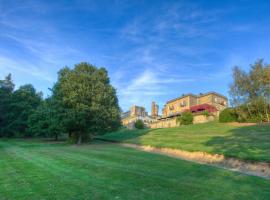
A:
[[180, 101, 186, 107]]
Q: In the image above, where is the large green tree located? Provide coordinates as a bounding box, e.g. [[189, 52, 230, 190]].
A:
[[27, 97, 64, 140], [54, 63, 121, 144], [7, 84, 42, 137], [229, 59, 270, 122]]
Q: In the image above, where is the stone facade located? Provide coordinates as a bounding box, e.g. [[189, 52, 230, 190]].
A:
[[162, 92, 227, 118], [122, 91, 227, 129], [151, 102, 159, 117], [121, 105, 154, 128], [130, 106, 147, 117], [149, 114, 216, 129]]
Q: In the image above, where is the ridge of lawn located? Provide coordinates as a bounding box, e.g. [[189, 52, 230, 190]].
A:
[[0, 139, 270, 200], [99, 122, 270, 162]]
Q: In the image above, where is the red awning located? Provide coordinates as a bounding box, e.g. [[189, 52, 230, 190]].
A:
[[189, 104, 218, 113]]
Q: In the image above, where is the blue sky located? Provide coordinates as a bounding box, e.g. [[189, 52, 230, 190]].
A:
[[1, 0, 270, 112]]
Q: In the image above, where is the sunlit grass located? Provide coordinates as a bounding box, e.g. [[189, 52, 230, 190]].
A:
[[100, 122, 270, 162], [0, 139, 269, 199]]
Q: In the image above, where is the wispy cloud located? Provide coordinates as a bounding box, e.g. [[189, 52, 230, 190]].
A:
[[117, 69, 196, 110], [0, 56, 54, 82]]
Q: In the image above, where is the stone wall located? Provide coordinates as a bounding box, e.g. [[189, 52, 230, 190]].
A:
[[193, 115, 215, 124], [148, 114, 215, 129]]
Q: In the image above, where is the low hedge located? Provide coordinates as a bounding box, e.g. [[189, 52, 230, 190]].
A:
[[219, 108, 238, 123]]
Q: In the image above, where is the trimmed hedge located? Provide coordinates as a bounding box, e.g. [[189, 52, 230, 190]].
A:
[[135, 119, 144, 129], [219, 108, 238, 123], [178, 112, 193, 125]]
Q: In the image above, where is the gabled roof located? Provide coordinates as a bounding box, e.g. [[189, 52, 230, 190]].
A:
[[198, 91, 228, 100], [166, 93, 197, 104], [166, 91, 227, 104]]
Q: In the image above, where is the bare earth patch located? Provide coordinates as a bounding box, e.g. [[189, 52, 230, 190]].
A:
[[226, 122, 270, 127], [226, 122, 257, 127], [121, 143, 270, 179]]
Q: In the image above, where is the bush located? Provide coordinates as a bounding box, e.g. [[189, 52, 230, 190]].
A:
[[202, 110, 210, 117], [219, 108, 238, 123], [135, 119, 144, 129], [178, 112, 193, 125]]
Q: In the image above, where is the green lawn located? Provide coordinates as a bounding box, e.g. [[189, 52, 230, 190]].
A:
[[0, 139, 269, 200], [100, 122, 270, 162]]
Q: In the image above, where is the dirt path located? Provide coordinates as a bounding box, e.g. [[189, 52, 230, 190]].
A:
[[117, 143, 270, 180]]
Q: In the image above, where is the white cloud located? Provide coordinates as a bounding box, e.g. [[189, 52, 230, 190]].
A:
[[0, 56, 54, 82], [117, 70, 196, 110]]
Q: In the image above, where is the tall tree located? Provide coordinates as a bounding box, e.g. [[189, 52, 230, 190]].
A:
[[7, 84, 42, 137], [229, 59, 270, 122], [0, 74, 15, 137], [27, 97, 64, 140], [54, 63, 121, 144]]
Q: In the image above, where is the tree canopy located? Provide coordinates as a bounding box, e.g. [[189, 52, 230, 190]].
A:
[[54, 63, 121, 144], [229, 59, 270, 122], [0, 63, 121, 141], [0, 75, 42, 137]]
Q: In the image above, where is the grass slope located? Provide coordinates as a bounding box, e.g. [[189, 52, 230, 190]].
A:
[[100, 122, 270, 162], [0, 139, 269, 199]]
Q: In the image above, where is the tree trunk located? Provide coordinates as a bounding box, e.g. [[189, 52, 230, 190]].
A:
[[263, 99, 270, 122], [77, 133, 82, 145], [55, 134, 58, 141], [246, 104, 252, 119], [266, 112, 270, 122]]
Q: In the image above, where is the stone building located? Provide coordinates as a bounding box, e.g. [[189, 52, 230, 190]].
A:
[[150, 92, 228, 128], [130, 106, 147, 117], [162, 92, 227, 118], [122, 92, 228, 129], [121, 105, 154, 129]]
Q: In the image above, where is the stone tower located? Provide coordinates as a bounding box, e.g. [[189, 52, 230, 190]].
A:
[[151, 102, 159, 117]]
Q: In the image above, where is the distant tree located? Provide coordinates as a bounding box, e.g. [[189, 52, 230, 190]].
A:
[[229, 59, 270, 122], [0, 74, 15, 137], [7, 84, 42, 137], [27, 101, 50, 137], [177, 112, 193, 125], [27, 97, 64, 140], [54, 63, 121, 144], [135, 119, 144, 129]]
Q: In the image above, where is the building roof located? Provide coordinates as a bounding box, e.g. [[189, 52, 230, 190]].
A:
[[166, 91, 227, 104], [166, 93, 197, 104], [198, 91, 228, 100]]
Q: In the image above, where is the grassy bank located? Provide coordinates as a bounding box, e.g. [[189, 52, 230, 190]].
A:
[[0, 139, 269, 199], [100, 122, 270, 162]]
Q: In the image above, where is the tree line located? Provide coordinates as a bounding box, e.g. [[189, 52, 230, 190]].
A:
[[0, 63, 121, 144], [221, 59, 270, 123]]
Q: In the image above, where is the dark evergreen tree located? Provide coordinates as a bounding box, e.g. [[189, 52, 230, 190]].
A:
[[7, 84, 42, 137], [0, 74, 15, 137]]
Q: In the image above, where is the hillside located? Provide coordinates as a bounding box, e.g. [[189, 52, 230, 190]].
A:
[[100, 122, 270, 162]]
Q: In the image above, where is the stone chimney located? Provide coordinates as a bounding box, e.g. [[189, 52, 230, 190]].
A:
[[151, 102, 159, 117]]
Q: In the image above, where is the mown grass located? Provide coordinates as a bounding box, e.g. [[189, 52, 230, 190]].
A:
[[0, 139, 269, 199], [100, 122, 270, 162]]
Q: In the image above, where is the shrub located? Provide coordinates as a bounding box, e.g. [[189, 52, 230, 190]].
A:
[[219, 108, 238, 123], [178, 112, 193, 125], [202, 110, 210, 117], [135, 119, 144, 129]]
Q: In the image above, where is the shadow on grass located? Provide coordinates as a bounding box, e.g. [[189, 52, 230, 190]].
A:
[[204, 125, 270, 162], [97, 128, 156, 142]]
